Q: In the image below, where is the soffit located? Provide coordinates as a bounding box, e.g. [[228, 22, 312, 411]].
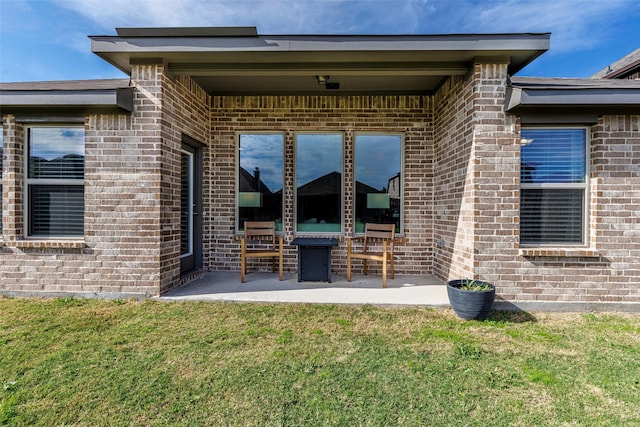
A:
[[90, 30, 550, 95]]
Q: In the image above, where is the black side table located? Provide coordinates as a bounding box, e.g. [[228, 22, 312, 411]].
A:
[[291, 238, 339, 282]]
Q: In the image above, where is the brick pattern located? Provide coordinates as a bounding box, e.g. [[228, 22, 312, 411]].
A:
[[157, 72, 210, 293], [2, 65, 639, 305], [430, 64, 640, 305], [1, 117, 24, 241], [471, 63, 521, 282], [208, 95, 433, 277], [432, 73, 476, 281], [0, 68, 210, 296], [495, 115, 640, 303]]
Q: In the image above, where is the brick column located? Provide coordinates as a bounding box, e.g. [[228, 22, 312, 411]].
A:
[[1, 116, 24, 241], [471, 62, 520, 286]]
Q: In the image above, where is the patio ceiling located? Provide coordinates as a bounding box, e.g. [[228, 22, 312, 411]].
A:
[[90, 27, 550, 96]]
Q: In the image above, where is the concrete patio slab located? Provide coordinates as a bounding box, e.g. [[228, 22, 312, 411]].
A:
[[161, 271, 450, 307]]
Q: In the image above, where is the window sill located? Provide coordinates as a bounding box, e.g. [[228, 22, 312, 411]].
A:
[[519, 247, 600, 258], [13, 239, 86, 249]]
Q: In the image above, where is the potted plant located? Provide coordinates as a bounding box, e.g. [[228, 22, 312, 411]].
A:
[[446, 279, 496, 320]]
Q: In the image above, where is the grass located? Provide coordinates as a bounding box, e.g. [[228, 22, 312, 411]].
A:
[[1, 298, 639, 426]]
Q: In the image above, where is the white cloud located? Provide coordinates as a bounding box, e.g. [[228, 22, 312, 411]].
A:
[[4, 0, 638, 81], [427, 0, 636, 52], [47, 0, 640, 53], [49, 0, 436, 34]]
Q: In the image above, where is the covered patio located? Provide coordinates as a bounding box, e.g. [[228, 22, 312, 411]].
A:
[[161, 272, 449, 307]]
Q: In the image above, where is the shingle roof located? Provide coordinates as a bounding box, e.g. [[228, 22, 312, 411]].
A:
[[591, 48, 640, 79]]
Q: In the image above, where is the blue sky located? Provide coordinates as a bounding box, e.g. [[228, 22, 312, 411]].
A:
[[1, 0, 639, 82]]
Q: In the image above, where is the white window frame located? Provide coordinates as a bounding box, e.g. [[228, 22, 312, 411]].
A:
[[520, 126, 589, 247], [294, 132, 344, 235], [24, 125, 85, 239]]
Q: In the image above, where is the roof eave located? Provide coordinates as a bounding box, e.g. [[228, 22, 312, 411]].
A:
[[505, 81, 640, 118], [0, 87, 134, 114], [90, 32, 550, 76]]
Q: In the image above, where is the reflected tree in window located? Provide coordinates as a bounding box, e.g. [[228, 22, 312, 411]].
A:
[[296, 134, 343, 233], [354, 134, 402, 233], [238, 134, 284, 231]]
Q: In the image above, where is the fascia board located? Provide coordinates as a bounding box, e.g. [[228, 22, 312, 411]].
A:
[[0, 88, 134, 112]]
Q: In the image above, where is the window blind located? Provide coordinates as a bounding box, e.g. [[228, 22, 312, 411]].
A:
[[29, 155, 84, 180], [520, 129, 585, 184], [29, 185, 84, 237], [27, 127, 85, 237], [520, 189, 583, 244], [520, 128, 587, 245]]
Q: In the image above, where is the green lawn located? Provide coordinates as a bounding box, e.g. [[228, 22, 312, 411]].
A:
[[1, 298, 639, 426]]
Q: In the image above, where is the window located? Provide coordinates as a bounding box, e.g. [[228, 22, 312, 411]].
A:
[[181, 149, 194, 256], [27, 127, 85, 237], [520, 128, 587, 245], [354, 133, 402, 233], [295, 133, 343, 233], [238, 133, 284, 231]]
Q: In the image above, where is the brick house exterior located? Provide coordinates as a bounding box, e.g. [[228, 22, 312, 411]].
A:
[[2, 28, 640, 310]]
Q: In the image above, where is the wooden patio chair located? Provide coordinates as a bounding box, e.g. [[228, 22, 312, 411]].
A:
[[347, 223, 397, 288], [240, 221, 283, 283]]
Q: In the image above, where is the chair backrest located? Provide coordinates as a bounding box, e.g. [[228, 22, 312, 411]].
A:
[[244, 221, 276, 244], [363, 223, 395, 249]]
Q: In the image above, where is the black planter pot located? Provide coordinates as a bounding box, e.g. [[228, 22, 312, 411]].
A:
[[447, 279, 496, 321]]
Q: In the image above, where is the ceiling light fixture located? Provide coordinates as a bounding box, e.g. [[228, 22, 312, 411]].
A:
[[316, 75, 329, 85]]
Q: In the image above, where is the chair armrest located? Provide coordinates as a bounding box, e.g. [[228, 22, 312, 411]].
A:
[[347, 236, 366, 241]]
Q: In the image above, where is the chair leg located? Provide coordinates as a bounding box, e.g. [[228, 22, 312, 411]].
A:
[[382, 256, 388, 288], [363, 259, 368, 276], [278, 253, 283, 281], [347, 239, 352, 282], [390, 253, 394, 279], [382, 241, 387, 288], [240, 240, 246, 283]]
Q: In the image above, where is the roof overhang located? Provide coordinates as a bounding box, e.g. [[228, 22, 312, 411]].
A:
[[506, 77, 640, 123], [0, 79, 134, 115], [90, 27, 550, 95]]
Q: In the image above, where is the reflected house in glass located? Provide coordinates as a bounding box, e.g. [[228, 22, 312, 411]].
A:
[[1, 27, 640, 311], [238, 166, 282, 229], [296, 171, 342, 232], [355, 180, 387, 231]]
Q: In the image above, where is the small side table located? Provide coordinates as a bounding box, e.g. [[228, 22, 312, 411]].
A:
[[291, 238, 339, 282]]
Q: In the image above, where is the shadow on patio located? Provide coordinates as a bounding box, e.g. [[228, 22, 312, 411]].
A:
[[161, 271, 449, 306]]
